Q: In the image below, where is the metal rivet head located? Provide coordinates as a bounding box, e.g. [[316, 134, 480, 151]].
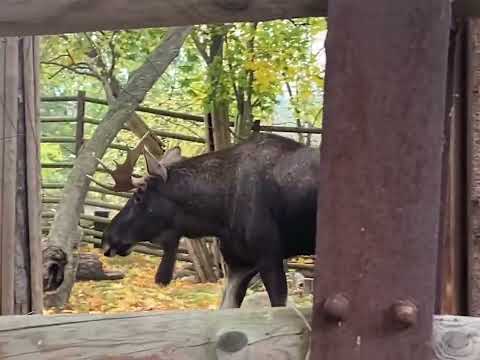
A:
[[392, 300, 417, 327], [323, 293, 350, 321]]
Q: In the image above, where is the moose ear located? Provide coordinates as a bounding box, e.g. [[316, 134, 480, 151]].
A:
[[160, 146, 183, 167], [144, 150, 168, 181], [144, 147, 183, 182]]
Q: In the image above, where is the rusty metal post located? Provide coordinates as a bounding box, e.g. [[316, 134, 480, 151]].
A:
[[311, 1, 451, 359]]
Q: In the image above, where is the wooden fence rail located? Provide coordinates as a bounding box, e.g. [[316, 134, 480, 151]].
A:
[[252, 120, 323, 135], [40, 93, 322, 285], [0, 307, 477, 359]]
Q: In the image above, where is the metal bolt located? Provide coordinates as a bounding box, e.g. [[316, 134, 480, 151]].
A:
[[392, 300, 417, 327], [323, 293, 350, 321]]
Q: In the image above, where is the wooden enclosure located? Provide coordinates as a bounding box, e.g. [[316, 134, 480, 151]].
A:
[[1, 0, 480, 359], [0, 37, 42, 315], [1, 308, 480, 359], [39, 93, 320, 284]]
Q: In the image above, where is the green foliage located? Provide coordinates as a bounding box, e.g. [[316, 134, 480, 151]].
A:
[[39, 18, 327, 188], [192, 18, 327, 133]]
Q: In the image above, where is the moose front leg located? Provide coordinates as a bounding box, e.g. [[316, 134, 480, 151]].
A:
[[153, 233, 180, 286]]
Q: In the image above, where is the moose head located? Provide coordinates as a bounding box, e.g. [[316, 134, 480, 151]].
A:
[[89, 134, 184, 258]]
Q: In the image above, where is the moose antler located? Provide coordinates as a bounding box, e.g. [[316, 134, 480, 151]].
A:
[[87, 133, 150, 192]]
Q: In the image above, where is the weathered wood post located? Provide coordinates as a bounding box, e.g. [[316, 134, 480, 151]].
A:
[[437, 16, 468, 315], [0, 36, 42, 315], [312, 1, 451, 359], [467, 17, 480, 316]]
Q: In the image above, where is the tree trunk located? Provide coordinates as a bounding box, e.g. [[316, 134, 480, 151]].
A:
[[235, 23, 257, 141], [42, 27, 192, 308], [208, 31, 231, 150]]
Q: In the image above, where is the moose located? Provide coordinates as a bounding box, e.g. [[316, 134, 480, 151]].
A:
[[93, 132, 319, 308]]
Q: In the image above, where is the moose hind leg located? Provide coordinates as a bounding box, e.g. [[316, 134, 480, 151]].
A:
[[260, 261, 288, 307], [220, 267, 257, 309]]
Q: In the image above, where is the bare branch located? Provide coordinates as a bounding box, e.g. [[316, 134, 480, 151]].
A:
[[108, 31, 119, 78], [191, 30, 209, 64], [41, 60, 102, 80]]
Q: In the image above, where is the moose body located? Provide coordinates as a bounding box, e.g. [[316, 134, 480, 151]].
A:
[[102, 133, 319, 308]]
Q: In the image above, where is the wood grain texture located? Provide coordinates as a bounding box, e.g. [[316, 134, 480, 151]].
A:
[[0, 309, 479, 359], [23, 36, 43, 313], [0, 307, 310, 359], [0, 0, 327, 36], [467, 18, 480, 316], [0, 37, 19, 315], [2, 0, 480, 37], [312, 0, 451, 359], [433, 316, 480, 359], [0, 36, 43, 315], [437, 21, 468, 315], [15, 37, 31, 314]]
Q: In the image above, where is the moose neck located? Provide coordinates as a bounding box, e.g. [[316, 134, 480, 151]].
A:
[[155, 156, 231, 238]]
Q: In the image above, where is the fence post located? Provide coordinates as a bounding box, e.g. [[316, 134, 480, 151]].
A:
[[467, 18, 480, 316], [311, 0, 451, 359], [75, 90, 86, 155], [92, 210, 109, 249], [203, 113, 215, 152]]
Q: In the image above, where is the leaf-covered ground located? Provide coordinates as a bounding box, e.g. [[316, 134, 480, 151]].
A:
[[45, 245, 313, 315], [45, 246, 223, 315]]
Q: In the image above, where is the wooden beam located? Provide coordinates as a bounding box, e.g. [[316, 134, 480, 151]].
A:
[[0, 308, 479, 359], [2, 1, 480, 38], [437, 21, 467, 315], [0, 0, 328, 37], [0, 38, 19, 315], [312, 0, 451, 359], [467, 18, 480, 316]]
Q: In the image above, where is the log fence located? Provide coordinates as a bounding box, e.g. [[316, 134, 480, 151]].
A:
[[40, 92, 321, 286]]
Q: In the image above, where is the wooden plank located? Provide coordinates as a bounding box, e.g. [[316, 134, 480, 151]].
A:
[[0, 0, 327, 37], [467, 18, 480, 316], [0, 38, 19, 315], [84, 97, 206, 123], [2, 0, 480, 37], [437, 21, 467, 315], [0, 36, 5, 315], [0, 308, 309, 359], [0, 309, 480, 359], [311, 0, 451, 359], [40, 136, 130, 151], [42, 197, 125, 211], [433, 315, 480, 359], [42, 183, 132, 199], [24, 36, 44, 314], [14, 37, 32, 314]]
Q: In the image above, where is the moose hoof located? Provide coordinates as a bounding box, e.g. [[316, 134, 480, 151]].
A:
[[155, 274, 172, 287]]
